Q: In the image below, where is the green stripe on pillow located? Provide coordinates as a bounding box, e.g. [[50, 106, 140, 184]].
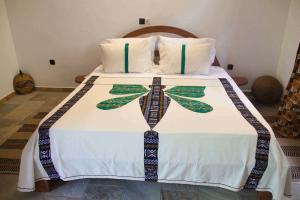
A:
[[125, 43, 129, 73], [181, 44, 186, 74]]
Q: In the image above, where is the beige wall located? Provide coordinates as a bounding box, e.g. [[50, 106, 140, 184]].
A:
[[5, 0, 290, 89], [277, 0, 300, 88], [0, 0, 19, 99]]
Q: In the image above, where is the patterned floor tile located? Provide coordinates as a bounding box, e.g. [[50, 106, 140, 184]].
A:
[[0, 118, 19, 130], [33, 112, 48, 119], [17, 124, 38, 133], [30, 92, 69, 101], [0, 103, 19, 113], [0, 139, 28, 149], [4, 101, 44, 121], [4, 93, 37, 104]]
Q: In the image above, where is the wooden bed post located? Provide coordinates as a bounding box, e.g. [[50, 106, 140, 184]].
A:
[[257, 191, 272, 200]]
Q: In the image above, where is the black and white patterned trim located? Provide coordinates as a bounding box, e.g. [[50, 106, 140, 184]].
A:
[[219, 78, 270, 189], [39, 76, 99, 179], [141, 77, 170, 181]]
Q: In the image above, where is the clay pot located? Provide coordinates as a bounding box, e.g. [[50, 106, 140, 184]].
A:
[[13, 70, 35, 94], [252, 76, 283, 104]]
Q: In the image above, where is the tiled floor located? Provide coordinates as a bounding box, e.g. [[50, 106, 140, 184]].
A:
[[0, 91, 69, 145], [0, 90, 292, 200]]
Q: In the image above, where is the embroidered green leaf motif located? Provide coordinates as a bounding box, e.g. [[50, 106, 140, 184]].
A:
[[97, 93, 144, 110], [165, 86, 205, 98], [166, 93, 213, 113], [110, 84, 149, 95]]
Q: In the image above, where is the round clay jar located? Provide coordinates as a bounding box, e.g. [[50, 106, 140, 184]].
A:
[[13, 70, 35, 94], [251, 76, 283, 104]]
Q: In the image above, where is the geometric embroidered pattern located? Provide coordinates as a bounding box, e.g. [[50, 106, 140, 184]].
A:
[[139, 77, 170, 129], [110, 84, 149, 95], [97, 85, 149, 110], [144, 130, 159, 181], [97, 93, 144, 110], [165, 86, 205, 98], [165, 86, 213, 113], [39, 76, 99, 179], [140, 77, 170, 181], [166, 93, 213, 113], [219, 78, 270, 190]]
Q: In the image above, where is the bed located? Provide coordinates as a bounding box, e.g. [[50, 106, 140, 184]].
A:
[[17, 26, 291, 200]]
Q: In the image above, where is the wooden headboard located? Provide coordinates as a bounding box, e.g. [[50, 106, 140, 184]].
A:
[[123, 26, 220, 67]]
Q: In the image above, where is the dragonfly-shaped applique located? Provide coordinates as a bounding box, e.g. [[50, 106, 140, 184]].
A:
[[97, 77, 213, 181], [97, 77, 213, 129]]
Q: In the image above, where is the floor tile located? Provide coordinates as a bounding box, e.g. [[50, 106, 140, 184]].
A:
[[4, 101, 44, 121], [0, 118, 19, 130], [0, 103, 19, 114], [121, 180, 161, 200], [5, 93, 37, 104], [162, 190, 199, 200], [44, 179, 88, 199], [83, 184, 124, 200]]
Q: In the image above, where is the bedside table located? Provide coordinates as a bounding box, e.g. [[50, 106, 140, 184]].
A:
[[232, 76, 248, 86], [75, 75, 86, 84]]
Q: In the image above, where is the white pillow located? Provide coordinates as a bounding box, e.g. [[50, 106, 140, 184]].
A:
[[159, 36, 216, 65], [105, 36, 157, 64], [99, 40, 152, 73], [158, 42, 212, 75]]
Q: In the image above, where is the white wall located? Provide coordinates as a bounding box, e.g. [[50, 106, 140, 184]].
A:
[[277, 0, 300, 88], [5, 0, 290, 89], [0, 0, 19, 99]]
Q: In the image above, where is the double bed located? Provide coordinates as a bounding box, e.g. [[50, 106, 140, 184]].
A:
[[17, 26, 291, 200]]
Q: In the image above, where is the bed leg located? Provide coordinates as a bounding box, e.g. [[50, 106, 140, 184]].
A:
[[35, 180, 51, 192], [257, 191, 272, 200], [35, 179, 64, 192]]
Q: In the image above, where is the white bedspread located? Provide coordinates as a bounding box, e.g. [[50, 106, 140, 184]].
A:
[[18, 66, 291, 200]]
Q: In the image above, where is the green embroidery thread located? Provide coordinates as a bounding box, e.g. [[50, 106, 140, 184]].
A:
[[166, 93, 213, 113], [125, 43, 129, 73], [181, 44, 186, 74], [97, 93, 144, 110], [110, 84, 149, 95], [165, 86, 205, 98]]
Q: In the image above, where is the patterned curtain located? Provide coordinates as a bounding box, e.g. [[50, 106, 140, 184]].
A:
[[276, 43, 300, 138]]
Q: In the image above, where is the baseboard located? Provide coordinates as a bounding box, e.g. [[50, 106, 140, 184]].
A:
[[0, 91, 16, 104], [243, 90, 252, 95], [35, 87, 74, 92]]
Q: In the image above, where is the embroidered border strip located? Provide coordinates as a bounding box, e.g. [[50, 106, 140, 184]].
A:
[[219, 78, 270, 189], [141, 77, 170, 181], [39, 76, 99, 179]]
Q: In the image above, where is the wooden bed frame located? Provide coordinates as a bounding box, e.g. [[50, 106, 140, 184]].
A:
[[36, 25, 272, 200]]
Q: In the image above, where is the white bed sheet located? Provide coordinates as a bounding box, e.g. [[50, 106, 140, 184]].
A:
[[17, 66, 292, 200]]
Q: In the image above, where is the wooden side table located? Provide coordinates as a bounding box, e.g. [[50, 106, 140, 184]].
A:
[[232, 76, 248, 86], [75, 75, 86, 84]]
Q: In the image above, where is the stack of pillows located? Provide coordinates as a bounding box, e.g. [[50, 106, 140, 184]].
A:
[[99, 36, 216, 75]]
